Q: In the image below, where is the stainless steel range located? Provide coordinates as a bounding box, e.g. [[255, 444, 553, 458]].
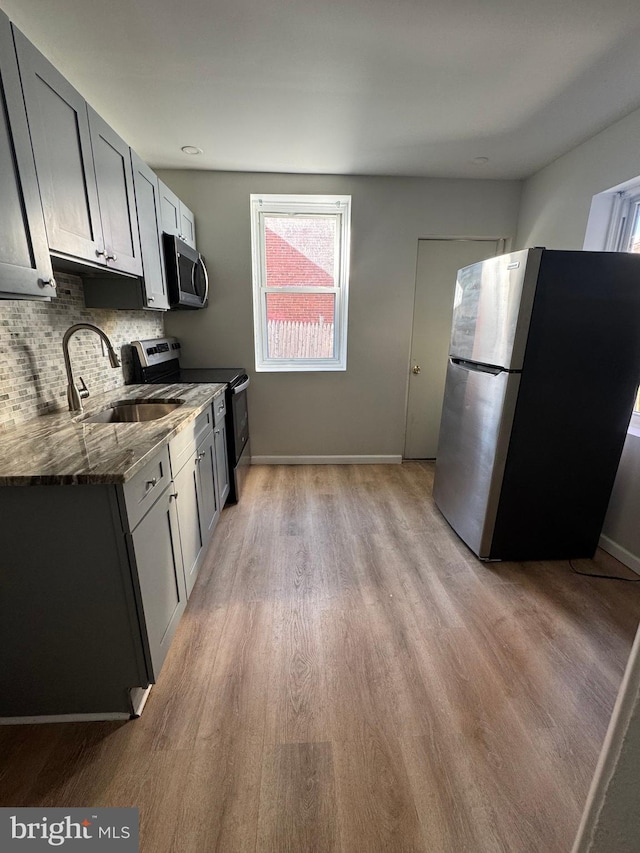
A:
[[130, 336, 250, 504]]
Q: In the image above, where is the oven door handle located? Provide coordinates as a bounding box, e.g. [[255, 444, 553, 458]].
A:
[[233, 377, 250, 395]]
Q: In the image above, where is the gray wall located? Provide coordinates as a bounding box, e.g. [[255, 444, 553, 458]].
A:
[[160, 170, 521, 458]]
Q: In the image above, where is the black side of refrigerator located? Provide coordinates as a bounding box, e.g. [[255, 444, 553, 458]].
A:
[[489, 250, 640, 560]]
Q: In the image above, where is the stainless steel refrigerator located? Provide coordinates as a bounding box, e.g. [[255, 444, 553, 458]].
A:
[[433, 247, 640, 561]]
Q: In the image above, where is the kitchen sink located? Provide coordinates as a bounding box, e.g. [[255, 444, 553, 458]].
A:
[[80, 399, 185, 423]]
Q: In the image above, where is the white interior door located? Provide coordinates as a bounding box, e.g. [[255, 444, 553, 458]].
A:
[[404, 238, 503, 459]]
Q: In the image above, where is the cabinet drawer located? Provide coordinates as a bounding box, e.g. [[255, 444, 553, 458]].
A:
[[122, 446, 171, 531], [169, 405, 213, 475], [213, 393, 226, 425]]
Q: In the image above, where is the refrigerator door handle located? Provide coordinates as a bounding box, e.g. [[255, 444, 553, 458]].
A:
[[450, 357, 505, 376]]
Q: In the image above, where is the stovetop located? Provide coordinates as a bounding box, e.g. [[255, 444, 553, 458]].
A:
[[130, 336, 246, 387]]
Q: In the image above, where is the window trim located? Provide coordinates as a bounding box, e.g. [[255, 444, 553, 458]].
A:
[[605, 189, 640, 252], [250, 193, 351, 372], [605, 187, 640, 428]]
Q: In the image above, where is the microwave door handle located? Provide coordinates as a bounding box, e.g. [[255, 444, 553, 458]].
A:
[[198, 256, 209, 305]]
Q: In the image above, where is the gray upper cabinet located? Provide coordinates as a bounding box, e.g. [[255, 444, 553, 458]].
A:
[[159, 181, 196, 249], [0, 12, 55, 300], [130, 152, 169, 309], [13, 27, 142, 277], [87, 107, 142, 277], [13, 27, 103, 267]]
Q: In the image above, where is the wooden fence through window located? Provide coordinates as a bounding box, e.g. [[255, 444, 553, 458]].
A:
[[267, 319, 334, 359]]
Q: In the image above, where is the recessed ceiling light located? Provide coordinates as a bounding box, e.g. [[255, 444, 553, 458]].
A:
[[181, 146, 203, 155], [471, 156, 490, 166]]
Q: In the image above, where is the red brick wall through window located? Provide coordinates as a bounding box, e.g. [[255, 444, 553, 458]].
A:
[[265, 227, 335, 324]]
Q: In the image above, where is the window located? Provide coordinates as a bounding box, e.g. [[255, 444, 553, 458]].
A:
[[607, 187, 640, 422], [607, 190, 640, 255], [250, 194, 351, 371]]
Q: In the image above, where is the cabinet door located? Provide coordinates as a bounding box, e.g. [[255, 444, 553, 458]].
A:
[[0, 12, 54, 299], [214, 421, 230, 509], [159, 181, 180, 237], [129, 487, 186, 681], [197, 429, 220, 545], [159, 180, 196, 249], [131, 151, 169, 309], [174, 452, 205, 598], [179, 203, 196, 249], [88, 107, 142, 277], [13, 27, 104, 265]]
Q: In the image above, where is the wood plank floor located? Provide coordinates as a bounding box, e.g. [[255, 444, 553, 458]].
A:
[[2, 462, 640, 852]]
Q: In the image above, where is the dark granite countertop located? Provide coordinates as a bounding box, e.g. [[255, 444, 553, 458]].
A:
[[0, 383, 226, 486]]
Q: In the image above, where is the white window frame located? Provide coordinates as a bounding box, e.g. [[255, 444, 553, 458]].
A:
[[250, 193, 351, 372], [605, 186, 640, 428], [605, 189, 640, 253]]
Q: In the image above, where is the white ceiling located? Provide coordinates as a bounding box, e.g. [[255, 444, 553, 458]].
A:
[[3, 0, 640, 179]]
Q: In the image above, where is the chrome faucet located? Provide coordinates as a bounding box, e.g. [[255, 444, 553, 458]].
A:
[[62, 323, 121, 412]]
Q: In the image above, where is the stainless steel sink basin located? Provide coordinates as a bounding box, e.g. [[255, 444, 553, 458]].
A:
[[81, 399, 184, 423]]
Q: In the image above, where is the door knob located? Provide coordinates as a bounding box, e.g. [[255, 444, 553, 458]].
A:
[[412, 364, 422, 374]]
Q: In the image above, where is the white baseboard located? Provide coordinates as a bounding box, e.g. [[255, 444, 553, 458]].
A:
[[130, 685, 152, 717], [251, 455, 402, 465], [599, 534, 640, 576], [0, 711, 131, 725]]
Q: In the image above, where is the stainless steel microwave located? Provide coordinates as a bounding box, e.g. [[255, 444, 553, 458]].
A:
[[163, 234, 209, 310]]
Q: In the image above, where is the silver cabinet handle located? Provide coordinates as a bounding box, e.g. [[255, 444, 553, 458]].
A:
[[170, 492, 179, 501], [215, 429, 220, 435], [106, 253, 118, 261], [195, 451, 206, 462], [145, 477, 157, 491], [147, 296, 155, 302], [40, 277, 56, 289], [96, 249, 106, 258]]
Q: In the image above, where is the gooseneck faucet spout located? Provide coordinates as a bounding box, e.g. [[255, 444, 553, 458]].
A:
[[62, 323, 121, 412]]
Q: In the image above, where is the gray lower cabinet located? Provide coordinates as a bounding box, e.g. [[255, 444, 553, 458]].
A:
[[196, 427, 221, 546], [173, 449, 206, 598], [0, 427, 222, 719], [0, 483, 150, 718], [13, 26, 142, 277], [171, 411, 220, 597], [0, 10, 55, 300], [126, 484, 186, 679], [214, 419, 230, 508]]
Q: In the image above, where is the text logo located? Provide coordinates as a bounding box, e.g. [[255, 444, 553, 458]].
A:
[[1, 808, 138, 850]]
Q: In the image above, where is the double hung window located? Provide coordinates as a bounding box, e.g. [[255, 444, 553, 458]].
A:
[[250, 194, 351, 372]]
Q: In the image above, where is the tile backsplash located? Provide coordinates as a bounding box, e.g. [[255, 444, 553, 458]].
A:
[[0, 273, 163, 430]]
